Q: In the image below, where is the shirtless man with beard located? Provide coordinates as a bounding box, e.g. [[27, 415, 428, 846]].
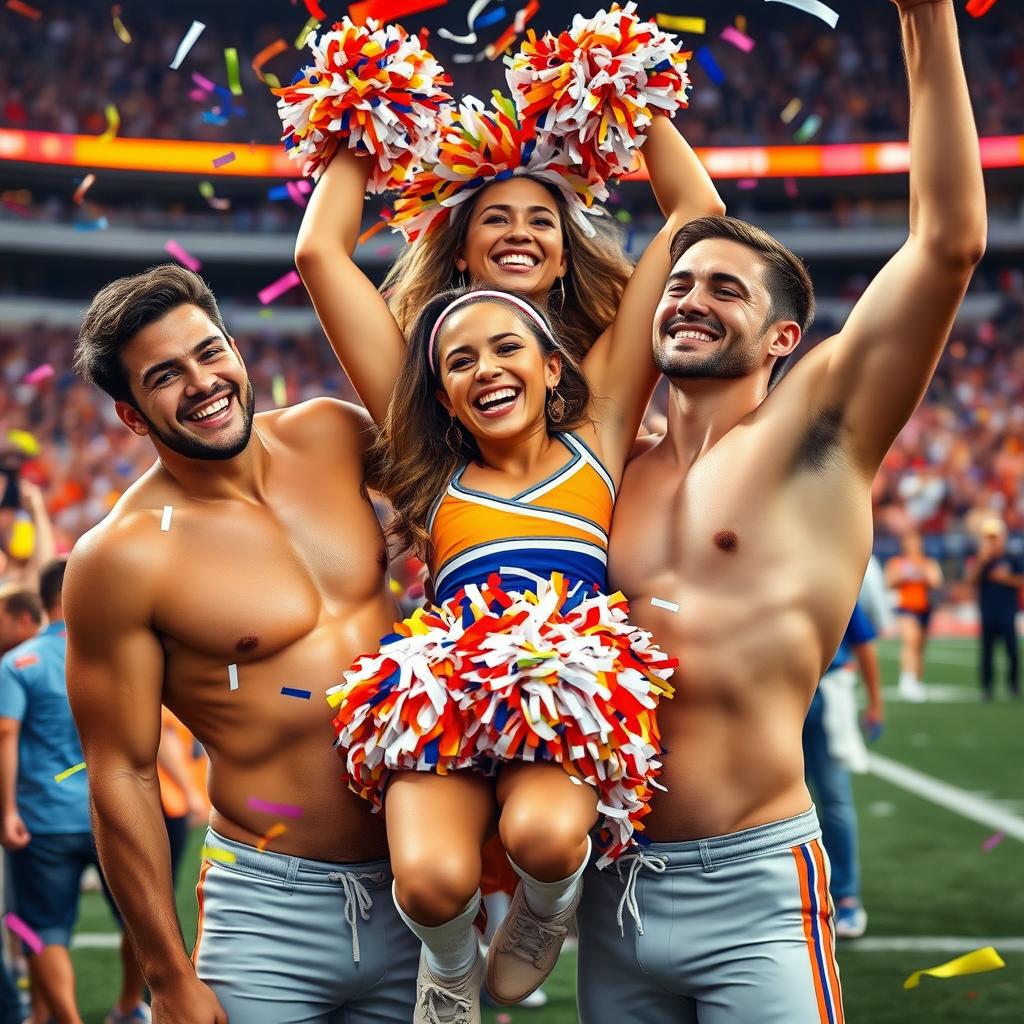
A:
[[578, 3, 986, 1021], [64, 264, 418, 1024]]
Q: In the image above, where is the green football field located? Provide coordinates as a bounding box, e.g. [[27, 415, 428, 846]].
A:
[[66, 637, 1023, 1023]]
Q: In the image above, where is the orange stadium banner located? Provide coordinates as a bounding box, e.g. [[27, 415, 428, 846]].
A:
[[0, 128, 1022, 180]]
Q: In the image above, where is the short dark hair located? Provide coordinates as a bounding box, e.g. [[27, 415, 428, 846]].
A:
[[39, 558, 67, 612], [0, 586, 43, 625], [669, 216, 815, 389], [76, 264, 229, 403]]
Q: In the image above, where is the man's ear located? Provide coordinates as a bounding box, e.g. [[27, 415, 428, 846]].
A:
[[114, 400, 150, 438], [767, 321, 801, 359]]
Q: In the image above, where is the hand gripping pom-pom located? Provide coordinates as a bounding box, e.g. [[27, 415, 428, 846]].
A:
[[505, 2, 691, 180], [389, 91, 609, 243], [275, 17, 453, 192]]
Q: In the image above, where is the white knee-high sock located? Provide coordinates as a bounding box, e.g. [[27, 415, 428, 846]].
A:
[[509, 836, 591, 919], [394, 884, 480, 979]]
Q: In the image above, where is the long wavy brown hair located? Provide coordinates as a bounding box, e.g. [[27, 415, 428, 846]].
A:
[[382, 177, 633, 362], [375, 288, 592, 562]]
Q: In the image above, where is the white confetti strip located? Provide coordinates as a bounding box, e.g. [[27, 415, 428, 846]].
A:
[[650, 597, 680, 613], [160, 506, 173, 532], [228, 664, 239, 691], [764, 0, 839, 30], [169, 20, 206, 71]]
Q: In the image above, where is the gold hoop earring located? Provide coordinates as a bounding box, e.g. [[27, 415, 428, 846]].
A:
[[445, 417, 464, 451], [547, 388, 566, 424]]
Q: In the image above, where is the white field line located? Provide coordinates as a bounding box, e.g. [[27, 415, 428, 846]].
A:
[[843, 937, 1024, 953], [72, 933, 121, 948], [867, 752, 1024, 841]]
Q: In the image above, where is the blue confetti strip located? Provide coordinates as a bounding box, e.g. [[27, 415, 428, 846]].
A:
[[695, 46, 725, 86], [281, 687, 313, 699]]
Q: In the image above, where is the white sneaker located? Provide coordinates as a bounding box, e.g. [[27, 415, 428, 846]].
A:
[[898, 676, 927, 702], [834, 903, 868, 939], [414, 948, 483, 1024]]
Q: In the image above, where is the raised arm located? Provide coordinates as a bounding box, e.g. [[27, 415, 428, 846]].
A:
[[65, 534, 226, 1023], [294, 150, 407, 426], [584, 116, 725, 463], [800, 0, 986, 472]]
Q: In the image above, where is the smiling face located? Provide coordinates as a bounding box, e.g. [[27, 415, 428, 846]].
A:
[[654, 238, 797, 382], [433, 300, 561, 445], [116, 303, 256, 461], [456, 177, 569, 303]]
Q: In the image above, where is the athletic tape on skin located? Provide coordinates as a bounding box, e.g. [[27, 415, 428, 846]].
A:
[[427, 290, 559, 374]]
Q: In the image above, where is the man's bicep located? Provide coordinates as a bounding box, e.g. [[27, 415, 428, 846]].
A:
[[820, 238, 974, 469]]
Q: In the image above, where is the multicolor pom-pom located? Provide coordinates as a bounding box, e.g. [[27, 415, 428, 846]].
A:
[[274, 17, 452, 191], [388, 91, 609, 243], [329, 572, 676, 865], [505, 2, 691, 180]]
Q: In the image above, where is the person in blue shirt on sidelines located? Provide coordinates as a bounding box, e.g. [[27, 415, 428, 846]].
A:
[[802, 601, 884, 940], [0, 559, 150, 1024]]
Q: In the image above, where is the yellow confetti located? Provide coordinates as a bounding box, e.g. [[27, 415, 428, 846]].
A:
[[735, 14, 747, 32], [111, 5, 131, 44], [257, 822, 287, 852], [6, 429, 39, 456], [201, 846, 237, 864], [655, 14, 706, 34], [54, 762, 86, 783], [271, 374, 288, 408], [903, 947, 1005, 990], [780, 98, 804, 124], [99, 104, 120, 142], [224, 47, 243, 97], [295, 16, 320, 49]]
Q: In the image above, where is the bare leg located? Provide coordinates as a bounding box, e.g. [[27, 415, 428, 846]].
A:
[[27, 946, 82, 1024], [898, 615, 920, 677]]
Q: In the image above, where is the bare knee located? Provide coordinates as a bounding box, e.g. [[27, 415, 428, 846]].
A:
[[392, 847, 480, 926], [499, 805, 591, 881]]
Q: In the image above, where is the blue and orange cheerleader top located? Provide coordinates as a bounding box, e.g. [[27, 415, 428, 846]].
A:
[[329, 432, 676, 864]]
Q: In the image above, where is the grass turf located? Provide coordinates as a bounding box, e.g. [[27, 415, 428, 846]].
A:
[[66, 638, 1023, 1022]]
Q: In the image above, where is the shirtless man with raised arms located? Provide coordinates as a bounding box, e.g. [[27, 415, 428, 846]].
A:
[[64, 265, 418, 1023], [579, 3, 986, 1021]]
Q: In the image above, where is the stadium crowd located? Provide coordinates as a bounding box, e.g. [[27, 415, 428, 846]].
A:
[[2, 3, 1021, 148], [1, 272, 1021, 579]]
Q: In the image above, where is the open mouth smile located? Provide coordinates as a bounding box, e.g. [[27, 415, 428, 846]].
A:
[[182, 392, 233, 428], [472, 385, 521, 418]]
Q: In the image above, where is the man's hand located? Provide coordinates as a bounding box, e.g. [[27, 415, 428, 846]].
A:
[[151, 975, 229, 1024], [861, 705, 885, 744], [1, 810, 30, 851]]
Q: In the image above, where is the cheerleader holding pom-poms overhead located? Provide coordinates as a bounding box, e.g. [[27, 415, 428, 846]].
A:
[[284, 6, 723, 1020]]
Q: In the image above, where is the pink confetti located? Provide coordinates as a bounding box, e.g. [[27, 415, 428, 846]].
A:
[[247, 796, 304, 819], [285, 181, 309, 208], [982, 831, 1004, 851], [23, 363, 55, 385], [212, 151, 236, 169], [784, 177, 799, 198], [737, 178, 759, 190], [3, 913, 43, 954], [191, 71, 216, 93], [257, 269, 301, 306], [720, 25, 755, 53], [164, 239, 202, 272]]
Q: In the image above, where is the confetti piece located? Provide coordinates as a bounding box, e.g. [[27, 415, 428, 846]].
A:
[[981, 831, 1004, 851], [224, 47, 243, 97], [164, 239, 201, 273], [349, 0, 448, 25], [4, 0, 40, 19], [302, 0, 326, 20], [202, 111, 229, 126], [2, 914, 43, 954], [655, 14, 705, 34], [764, 0, 839, 30], [795, 113, 822, 142], [54, 762, 87, 783], [192, 71, 216, 93], [903, 947, 1005, 990], [271, 374, 288, 408], [357, 220, 387, 245], [228, 663, 239, 691], [201, 846, 237, 864], [258, 270, 301, 306], [170, 20, 206, 70], [966, 0, 998, 15], [285, 181, 309, 208], [160, 505, 173, 531], [780, 97, 803, 124], [486, 0, 539, 58], [735, 14, 747, 32], [256, 822, 287, 852], [737, 178, 759, 189], [72, 173, 96, 205], [6, 429, 39, 456], [111, 4, 131, 44], [295, 16, 320, 48], [99, 104, 120, 142], [281, 687, 312, 699], [784, 176, 799, 198], [23, 363, 54, 385], [474, 5, 506, 28], [212, 151, 236, 169], [695, 47, 725, 86], [438, 0, 491, 42], [720, 26, 755, 52], [252, 37, 287, 89], [651, 597, 680, 613], [247, 797, 304, 819], [74, 216, 109, 231], [495, 1015, 513, 1024]]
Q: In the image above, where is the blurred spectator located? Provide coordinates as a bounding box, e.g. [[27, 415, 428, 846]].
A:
[[0, 585, 42, 654]]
